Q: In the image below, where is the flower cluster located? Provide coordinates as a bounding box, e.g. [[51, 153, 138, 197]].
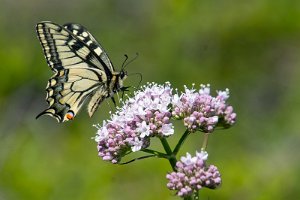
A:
[[166, 151, 221, 198], [172, 84, 236, 133], [94, 82, 174, 163], [93, 82, 236, 199], [94, 82, 236, 163]]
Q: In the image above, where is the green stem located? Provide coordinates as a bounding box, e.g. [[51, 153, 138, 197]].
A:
[[141, 148, 167, 158], [120, 149, 167, 165], [201, 133, 209, 151], [159, 137, 177, 171], [173, 129, 190, 156], [184, 197, 192, 200], [193, 190, 199, 200], [160, 137, 172, 154], [183, 190, 199, 200], [120, 155, 157, 165]]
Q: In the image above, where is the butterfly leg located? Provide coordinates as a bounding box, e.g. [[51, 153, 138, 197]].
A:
[[121, 86, 130, 99], [111, 97, 117, 107]]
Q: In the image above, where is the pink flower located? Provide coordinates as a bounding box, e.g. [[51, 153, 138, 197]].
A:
[[94, 82, 174, 163], [166, 151, 221, 198], [172, 84, 236, 133], [94, 82, 236, 163]]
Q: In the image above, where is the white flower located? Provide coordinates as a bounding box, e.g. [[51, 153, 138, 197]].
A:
[[136, 106, 147, 116], [131, 137, 143, 152], [172, 93, 181, 105], [184, 85, 196, 95], [209, 116, 219, 124], [217, 88, 229, 100], [139, 96, 151, 108], [123, 110, 135, 121], [161, 123, 174, 136], [181, 152, 197, 165], [199, 84, 210, 95], [157, 102, 169, 113], [196, 150, 208, 161], [95, 122, 109, 142], [137, 121, 151, 138], [149, 97, 160, 110]]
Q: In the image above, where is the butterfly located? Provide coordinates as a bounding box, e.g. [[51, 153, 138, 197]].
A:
[[36, 21, 129, 122]]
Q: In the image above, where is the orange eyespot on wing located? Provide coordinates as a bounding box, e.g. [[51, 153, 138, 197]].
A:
[[65, 111, 75, 121]]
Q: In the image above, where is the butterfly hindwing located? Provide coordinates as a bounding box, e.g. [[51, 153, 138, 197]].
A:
[[87, 85, 108, 117], [36, 67, 107, 122], [36, 21, 122, 122]]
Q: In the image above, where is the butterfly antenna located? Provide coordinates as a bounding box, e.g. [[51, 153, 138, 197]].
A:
[[123, 53, 139, 70], [128, 72, 143, 90], [121, 54, 129, 71]]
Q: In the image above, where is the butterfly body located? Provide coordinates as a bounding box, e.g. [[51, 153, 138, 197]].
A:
[[36, 22, 127, 122]]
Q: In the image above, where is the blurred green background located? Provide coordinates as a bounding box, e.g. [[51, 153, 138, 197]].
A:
[[1, 0, 300, 199]]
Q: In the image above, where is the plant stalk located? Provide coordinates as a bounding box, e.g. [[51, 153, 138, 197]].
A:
[[173, 129, 190, 155], [201, 133, 209, 151], [160, 137, 177, 170]]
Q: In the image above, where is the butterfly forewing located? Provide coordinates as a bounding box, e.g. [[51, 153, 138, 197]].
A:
[[36, 21, 126, 122], [63, 23, 115, 74]]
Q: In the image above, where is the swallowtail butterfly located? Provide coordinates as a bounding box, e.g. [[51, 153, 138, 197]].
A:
[[36, 21, 128, 122]]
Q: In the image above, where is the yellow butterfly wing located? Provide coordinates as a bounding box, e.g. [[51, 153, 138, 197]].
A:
[[36, 22, 113, 122]]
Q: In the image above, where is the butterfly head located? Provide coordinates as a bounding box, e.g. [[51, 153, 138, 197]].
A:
[[114, 69, 127, 93], [119, 70, 130, 99], [120, 69, 127, 81]]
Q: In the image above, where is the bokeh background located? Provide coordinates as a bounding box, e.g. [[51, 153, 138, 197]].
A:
[[1, 0, 300, 199]]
